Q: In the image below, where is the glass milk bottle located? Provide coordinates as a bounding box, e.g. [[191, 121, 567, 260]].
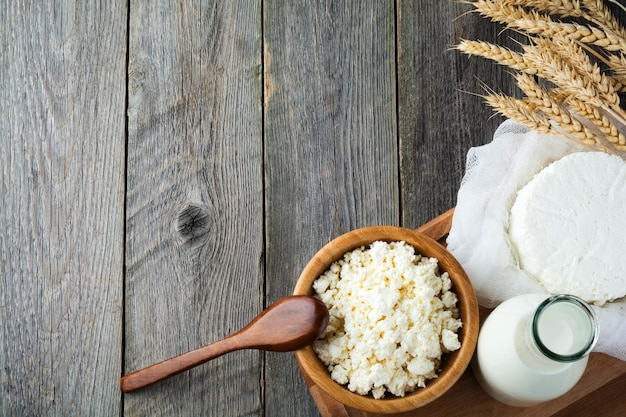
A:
[[472, 294, 598, 407]]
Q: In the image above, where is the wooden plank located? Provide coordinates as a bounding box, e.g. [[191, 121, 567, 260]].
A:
[[0, 1, 126, 415], [553, 372, 626, 417], [397, 0, 521, 228], [263, 1, 398, 416], [124, 1, 263, 416]]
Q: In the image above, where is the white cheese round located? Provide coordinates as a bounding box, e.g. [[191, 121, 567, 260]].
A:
[[509, 152, 626, 305]]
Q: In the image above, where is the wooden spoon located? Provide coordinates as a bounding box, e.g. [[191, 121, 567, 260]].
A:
[[120, 295, 329, 393]]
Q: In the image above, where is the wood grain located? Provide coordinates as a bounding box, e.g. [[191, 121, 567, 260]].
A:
[[0, 1, 127, 415], [124, 1, 263, 416], [263, 1, 398, 415], [397, 0, 522, 228]]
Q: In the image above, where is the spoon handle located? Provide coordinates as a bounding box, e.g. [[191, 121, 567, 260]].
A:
[[120, 296, 328, 393], [120, 336, 241, 393]]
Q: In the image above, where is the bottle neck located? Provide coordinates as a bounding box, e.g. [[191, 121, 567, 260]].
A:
[[529, 294, 598, 363]]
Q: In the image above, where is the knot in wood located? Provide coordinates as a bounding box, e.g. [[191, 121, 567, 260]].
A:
[[176, 204, 210, 248]]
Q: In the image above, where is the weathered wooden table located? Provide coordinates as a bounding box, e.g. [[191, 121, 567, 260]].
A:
[[1, 1, 624, 416]]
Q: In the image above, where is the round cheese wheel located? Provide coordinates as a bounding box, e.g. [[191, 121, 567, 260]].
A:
[[509, 151, 626, 305]]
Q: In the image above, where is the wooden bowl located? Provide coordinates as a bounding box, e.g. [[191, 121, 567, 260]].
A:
[[293, 226, 479, 414]]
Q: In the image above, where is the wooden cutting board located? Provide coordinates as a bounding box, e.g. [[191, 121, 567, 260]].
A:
[[298, 209, 626, 417]]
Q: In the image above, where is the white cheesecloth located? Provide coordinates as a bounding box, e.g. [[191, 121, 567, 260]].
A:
[[446, 120, 626, 361]]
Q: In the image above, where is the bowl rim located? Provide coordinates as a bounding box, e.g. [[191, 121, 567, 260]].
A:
[[293, 225, 479, 414]]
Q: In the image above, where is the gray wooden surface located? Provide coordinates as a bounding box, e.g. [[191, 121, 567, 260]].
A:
[[1, 1, 127, 415], [0, 1, 519, 416]]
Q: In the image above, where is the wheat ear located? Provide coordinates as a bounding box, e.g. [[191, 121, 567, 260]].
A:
[[515, 72, 626, 147], [459, 1, 626, 157], [521, 41, 626, 118], [484, 93, 605, 149], [458, 37, 625, 118], [470, 0, 626, 52], [456, 40, 537, 73], [483, 93, 553, 134], [531, 36, 621, 108], [501, 0, 585, 18], [581, 0, 626, 40]]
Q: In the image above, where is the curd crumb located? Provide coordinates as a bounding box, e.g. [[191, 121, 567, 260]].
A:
[[312, 241, 462, 399]]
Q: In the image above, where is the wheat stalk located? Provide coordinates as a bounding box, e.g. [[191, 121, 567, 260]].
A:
[[514, 72, 626, 146], [469, 0, 626, 52], [523, 39, 623, 114], [504, 0, 626, 40], [457, 37, 623, 113], [501, 0, 585, 18], [458, 0, 626, 158]]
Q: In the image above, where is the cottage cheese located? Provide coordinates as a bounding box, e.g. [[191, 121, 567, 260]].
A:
[[312, 241, 462, 399], [509, 152, 626, 305]]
